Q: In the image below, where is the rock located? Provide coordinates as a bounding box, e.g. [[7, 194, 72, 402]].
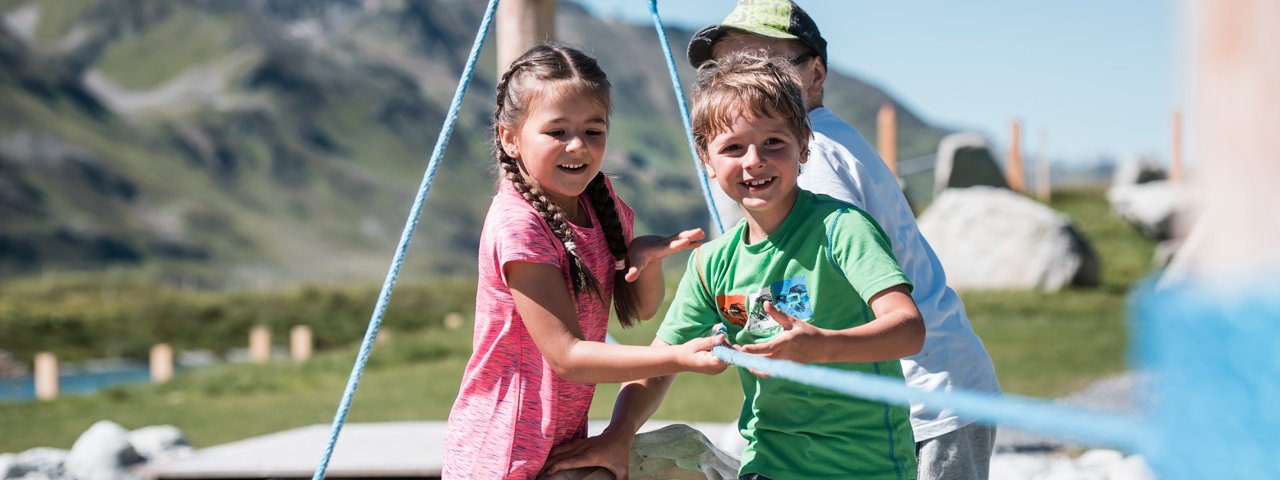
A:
[[126, 426, 193, 462], [546, 425, 739, 480], [918, 187, 1100, 291], [10, 448, 68, 480], [1110, 155, 1166, 187], [628, 424, 738, 480], [0, 453, 17, 479], [65, 421, 144, 480], [932, 133, 1010, 198], [1107, 181, 1183, 241]]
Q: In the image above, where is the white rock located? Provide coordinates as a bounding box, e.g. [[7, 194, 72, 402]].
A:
[[126, 426, 193, 462], [0, 453, 17, 479], [1076, 449, 1125, 469], [1107, 454, 1156, 480], [1107, 181, 1182, 241], [548, 424, 739, 480], [65, 421, 143, 480], [12, 448, 68, 480], [918, 187, 1099, 291]]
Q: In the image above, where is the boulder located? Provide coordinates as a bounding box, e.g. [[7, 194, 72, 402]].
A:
[[918, 187, 1099, 291], [65, 421, 144, 480], [10, 448, 68, 480], [0, 453, 16, 479], [933, 133, 1009, 198], [126, 426, 193, 462], [545, 424, 739, 480], [1110, 155, 1166, 187], [1107, 181, 1183, 241]]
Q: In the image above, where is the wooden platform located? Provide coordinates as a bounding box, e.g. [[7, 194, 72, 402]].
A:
[[141, 421, 736, 479]]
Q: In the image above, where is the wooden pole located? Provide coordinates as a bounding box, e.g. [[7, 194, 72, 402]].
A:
[[34, 352, 58, 401], [1186, 0, 1280, 272], [1008, 119, 1025, 193], [1170, 109, 1184, 182], [249, 325, 271, 364], [150, 344, 174, 383], [497, 0, 558, 73], [877, 102, 898, 175], [290, 325, 313, 362]]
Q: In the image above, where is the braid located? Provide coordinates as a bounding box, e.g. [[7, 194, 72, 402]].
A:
[[499, 156, 603, 300], [585, 174, 639, 327]]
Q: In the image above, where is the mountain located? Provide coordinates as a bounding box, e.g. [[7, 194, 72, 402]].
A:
[[0, 0, 948, 287]]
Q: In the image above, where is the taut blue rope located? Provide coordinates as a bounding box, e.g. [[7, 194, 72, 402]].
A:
[[310, 0, 501, 478], [713, 346, 1147, 451], [648, 0, 726, 235]]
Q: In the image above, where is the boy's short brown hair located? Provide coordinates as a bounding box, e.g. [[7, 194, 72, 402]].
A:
[[690, 51, 811, 163]]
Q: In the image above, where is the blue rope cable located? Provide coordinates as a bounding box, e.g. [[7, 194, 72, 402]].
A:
[[648, 0, 726, 235], [713, 346, 1149, 451], [310, 0, 501, 478]]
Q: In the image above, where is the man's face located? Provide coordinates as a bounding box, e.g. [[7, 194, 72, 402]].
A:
[[711, 33, 818, 108]]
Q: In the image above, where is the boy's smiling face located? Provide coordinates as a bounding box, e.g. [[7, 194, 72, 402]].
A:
[[704, 111, 806, 232]]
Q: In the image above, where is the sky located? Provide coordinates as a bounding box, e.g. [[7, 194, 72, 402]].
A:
[[574, 0, 1182, 166]]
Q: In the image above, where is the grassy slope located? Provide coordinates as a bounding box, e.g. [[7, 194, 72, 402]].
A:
[[0, 187, 1156, 453]]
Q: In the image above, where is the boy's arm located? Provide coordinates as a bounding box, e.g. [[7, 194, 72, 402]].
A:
[[542, 337, 678, 479], [737, 285, 923, 363]]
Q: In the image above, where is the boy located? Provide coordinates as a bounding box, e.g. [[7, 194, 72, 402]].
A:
[[690, 2, 1003, 478], [546, 52, 923, 480]]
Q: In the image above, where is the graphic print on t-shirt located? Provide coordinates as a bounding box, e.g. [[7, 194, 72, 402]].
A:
[[716, 294, 749, 327], [742, 276, 813, 333]]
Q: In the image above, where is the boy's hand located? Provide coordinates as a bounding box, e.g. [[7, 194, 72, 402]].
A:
[[624, 229, 705, 282], [736, 301, 829, 366], [543, 428, 633, 479]]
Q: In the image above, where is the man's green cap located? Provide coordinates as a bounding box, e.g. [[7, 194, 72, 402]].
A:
[[687, 0, 828, 69]]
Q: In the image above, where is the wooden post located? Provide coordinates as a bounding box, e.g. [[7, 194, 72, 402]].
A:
[[443, 312, 464, 330], [1186, 0, 1280, 272], [497, 0, 558, 73], [249, 325, 271, 364], [290, 325, 313, 362], [877, 102, 898, 175], [34, 352, 58, 401], [1170, 110, 1184, 182], [150, 344, 174, 383], [1008, 119, 1025, 193]]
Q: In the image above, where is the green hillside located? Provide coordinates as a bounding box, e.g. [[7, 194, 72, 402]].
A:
[[0, 0, 947, 287]]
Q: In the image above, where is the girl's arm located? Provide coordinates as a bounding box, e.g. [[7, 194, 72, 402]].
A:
[[541, 337, 678, 478], [508, 260, 725, 384], [736, 284, 924, 363], [624, 229, 705, 320]]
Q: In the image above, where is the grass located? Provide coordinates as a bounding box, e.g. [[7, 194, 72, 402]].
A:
[[0, 187, 1158, 453], [95, 10, 236, 90]]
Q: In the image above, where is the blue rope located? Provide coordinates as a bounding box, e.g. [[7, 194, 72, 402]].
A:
[[713, 346, 1149, 451], [310, 0, 501, 478], [648, 0, 726, 235]]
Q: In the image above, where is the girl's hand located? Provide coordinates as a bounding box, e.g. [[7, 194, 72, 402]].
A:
[[624, 229, 705, 282], [735, 301, 829, 366], [677, 333, 729, 375], [543, 428, 633, 479]]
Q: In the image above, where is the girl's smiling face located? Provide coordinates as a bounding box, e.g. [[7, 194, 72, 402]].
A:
[[500, 88, 608, 211], [703, 112, 806, 229]]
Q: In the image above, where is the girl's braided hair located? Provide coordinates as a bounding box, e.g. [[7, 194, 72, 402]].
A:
[[494, 44, 640, 327]]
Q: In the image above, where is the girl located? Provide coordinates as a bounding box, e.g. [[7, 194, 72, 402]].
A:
[[441, 45, 726, 479]]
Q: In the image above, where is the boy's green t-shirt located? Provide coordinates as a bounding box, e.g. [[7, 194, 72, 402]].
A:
[[658, 190, 918, 480]]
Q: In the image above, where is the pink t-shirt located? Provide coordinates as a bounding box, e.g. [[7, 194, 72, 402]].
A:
[[442, 178, 635, 479]]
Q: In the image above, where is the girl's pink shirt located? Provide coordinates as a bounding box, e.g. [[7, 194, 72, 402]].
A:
[[442, 178, 635, 479]]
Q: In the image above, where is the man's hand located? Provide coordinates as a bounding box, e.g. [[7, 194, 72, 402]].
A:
[[624, 229, 704, 282]]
